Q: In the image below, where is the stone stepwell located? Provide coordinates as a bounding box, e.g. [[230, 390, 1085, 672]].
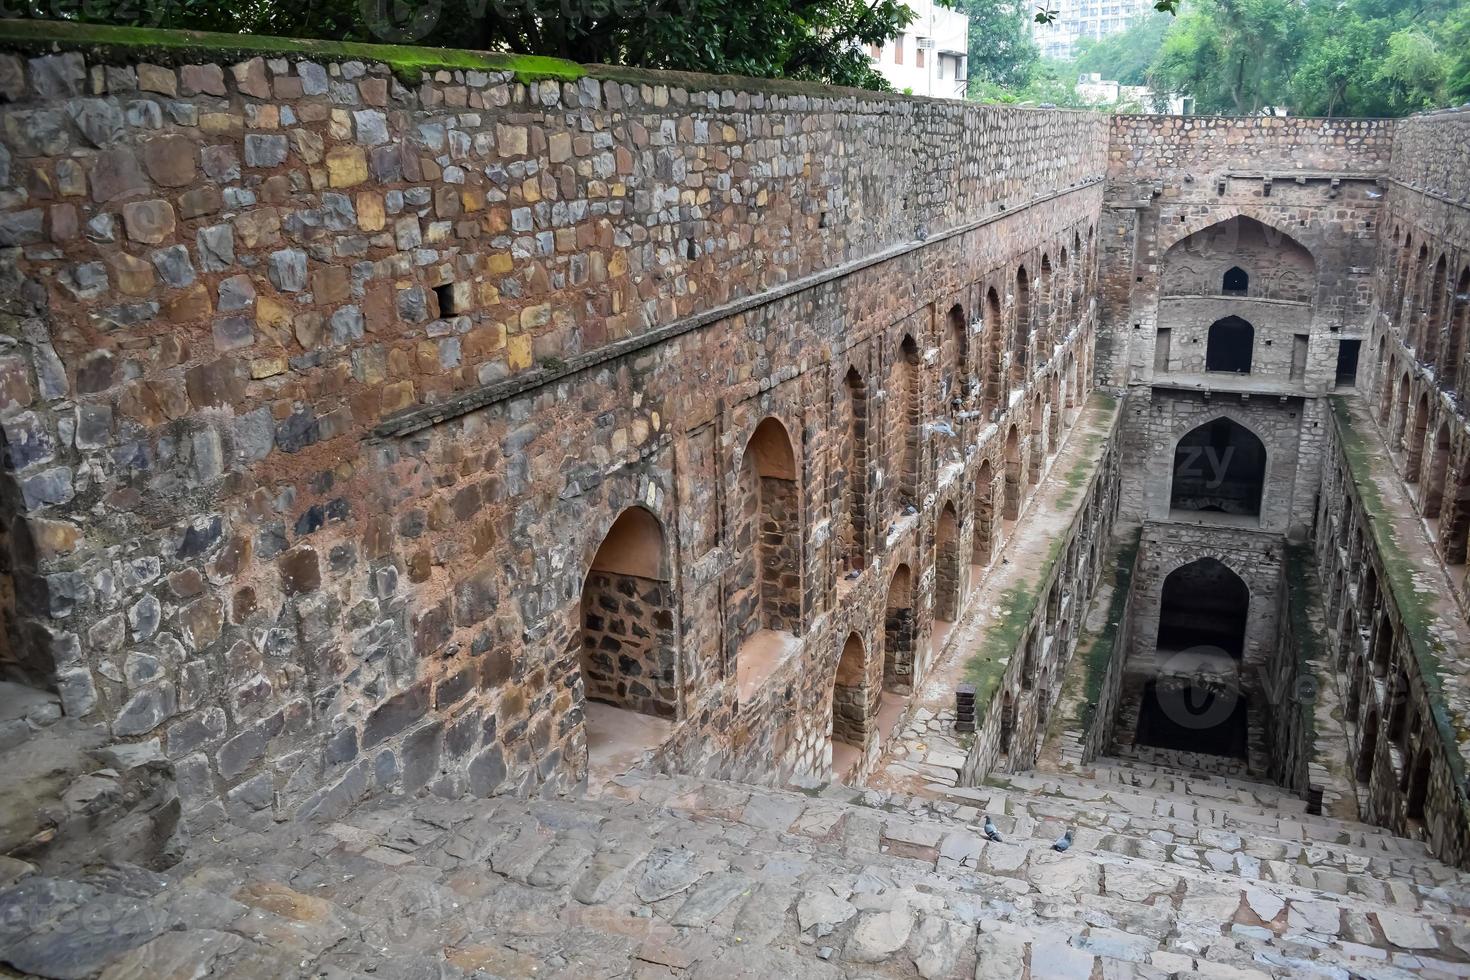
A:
[[4, 756, 1469, 979]]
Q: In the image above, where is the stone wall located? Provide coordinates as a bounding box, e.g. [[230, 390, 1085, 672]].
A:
[[1112, 520, 1283, 776], [957, 401, 1123, 786], [0, 34, 1105, 824], [1314, 398, 1470, 868], [1099, 115, 1394, 390]]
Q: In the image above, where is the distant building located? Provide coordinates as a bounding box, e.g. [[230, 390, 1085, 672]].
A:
[[868, 0, 970, 99], [1075, 73, 1192, 113], [1032, 0, 1156, 60]]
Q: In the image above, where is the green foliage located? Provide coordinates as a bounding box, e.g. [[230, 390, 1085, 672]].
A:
[[9, 0, 930, 91], [952, 0, 1039, 88], [1074, 13, 1171, 86], [1142, 0, 1463, 116]]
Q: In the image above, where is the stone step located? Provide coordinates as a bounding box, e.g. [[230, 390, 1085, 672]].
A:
[[985, 767, 1436, 863], [958, 775, 1440, 875], [7, 769, 1470, 979]]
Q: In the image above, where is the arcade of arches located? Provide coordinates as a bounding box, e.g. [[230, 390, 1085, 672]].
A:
[[6, 37, 1470, 908]]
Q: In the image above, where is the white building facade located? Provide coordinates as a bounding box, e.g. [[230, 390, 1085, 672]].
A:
[[1031, 0, 1155, 60], [868, 0, 970, 99]]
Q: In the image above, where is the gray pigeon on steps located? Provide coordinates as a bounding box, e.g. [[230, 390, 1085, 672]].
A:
[[1052, 828, 1073, 852], [983, 816, 1002, 842]]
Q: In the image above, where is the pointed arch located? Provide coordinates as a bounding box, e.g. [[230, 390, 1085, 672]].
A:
[[1157, 557, 1250, 661], [1160, 215, 1316, 302], [883, 564, 916, 694], [1206, 316, 1254, 374], [1406, 391, 1430, 482], [972, 459, 995, 565], [1443, 267, 1470, 394], [1425, 255, 1448, 365], [840, 366, 869, 573], [578, 506, 677, 719], [984, 287, 1004, 412], [1011, 266, 1031, 385], [1356, 706, 1380, 783], [1002, 424, 1022, 522], [1028, 390, 1045, 486], [831, 631, 874, 748], [895, 334, 921, 511], [946, 303, 968, 401], [1037, 254, 1054, 364], [734, 417, 802, 655], [935, 501, 961, 622], [1170, 417, 1267, 519], [1423, 421, 1451, 519]]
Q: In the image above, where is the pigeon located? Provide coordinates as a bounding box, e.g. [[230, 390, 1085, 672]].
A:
[[983, 816, 1003, 842], [1052, 829, 1073, 853]]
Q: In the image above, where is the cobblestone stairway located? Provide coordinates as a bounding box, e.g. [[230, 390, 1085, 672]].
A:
[[5, 762, 1470, 979]]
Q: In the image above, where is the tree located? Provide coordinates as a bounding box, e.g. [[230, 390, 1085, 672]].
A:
[[1147, 0, 1303, 115], [44, 0, 930, 92], [1074, 12, 1171, 86], [953, 0, 1040, 89]]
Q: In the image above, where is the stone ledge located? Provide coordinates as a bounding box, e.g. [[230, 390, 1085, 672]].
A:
[[371, 177, 1105, 439]]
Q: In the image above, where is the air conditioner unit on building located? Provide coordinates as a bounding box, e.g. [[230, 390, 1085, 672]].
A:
[[917, 37, 935, 48]]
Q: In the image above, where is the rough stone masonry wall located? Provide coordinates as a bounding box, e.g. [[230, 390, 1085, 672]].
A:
[[1101, 116, 1391, 542], [1099, 115, 1393, 390], [0, 34, 1105, 826], [1363, 108, 1470, 618]]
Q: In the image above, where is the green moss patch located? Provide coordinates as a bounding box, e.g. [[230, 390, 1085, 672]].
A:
[[1330, 395, 1466, 792], [963, 583, 1035, 721], [0, 19, 585, 85], [1072, 527, 1140, 734]]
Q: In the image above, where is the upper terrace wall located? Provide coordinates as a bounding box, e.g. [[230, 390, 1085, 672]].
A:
[[1099, 115, 1393, 390], [0, 29, 1106, 824]]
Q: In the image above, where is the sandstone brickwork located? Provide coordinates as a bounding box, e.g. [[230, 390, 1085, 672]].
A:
[[0, 40, 1102, 832]]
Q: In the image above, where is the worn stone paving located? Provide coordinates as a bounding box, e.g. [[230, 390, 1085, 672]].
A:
[[5, 758, 1470, 979]]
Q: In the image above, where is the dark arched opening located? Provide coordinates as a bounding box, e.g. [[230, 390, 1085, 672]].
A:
[[883, 565, 915, 694], [579, 507, 676, 719], [1205, 316, 1254, 374], [1156, 558, 1249, 660], [1222, 266, 1248, 296], [1170, 418, 1267, 518], [831, 632, 872, 749]]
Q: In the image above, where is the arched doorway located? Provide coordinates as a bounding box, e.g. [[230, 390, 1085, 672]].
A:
[[1028, 392, 1045, 486], [1222, 266, 1248, 296], [1002, 425, 1021, 524], [1356, 707, 1379, 783], [1011, 266, 1031, 385], [895, 335, 921, 511], [883, 564, 915, 694], [946, 304, 967, 401], [840, 367, 869, 573], [1406, 392, 1430, 482], [1423, 422, 1451, 519], [934, 502, 961, 623], [1407, 747, 1431, 819], [984, 288, 1004, 412], [1443, 267, 1470, 392], [831, 632, 872, 750], [1205, 317, 1254, 374], [972, 459, 995, 566], [578, 506, 678, 773], [1170, 418, 1267, 519], [1156, 558, 1250, 661], [578, 507, 676, 718], [1037, 254, 1053, 364], [731, 418, 802, 693]]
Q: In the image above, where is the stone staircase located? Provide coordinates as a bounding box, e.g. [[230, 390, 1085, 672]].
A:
[[4, 760, 1469, 979], [0, 682, 182, 882]]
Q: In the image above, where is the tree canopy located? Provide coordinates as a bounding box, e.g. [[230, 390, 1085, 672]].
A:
[[1140, 0, 1465, 115], [38, 0, 929, 91]]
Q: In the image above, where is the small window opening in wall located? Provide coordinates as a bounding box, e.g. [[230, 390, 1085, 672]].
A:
[[433, 282, 458, 317], [1336, 338, 1362, 387], [1222, 266, 1248, 296], [683, 239, 697, 260]]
